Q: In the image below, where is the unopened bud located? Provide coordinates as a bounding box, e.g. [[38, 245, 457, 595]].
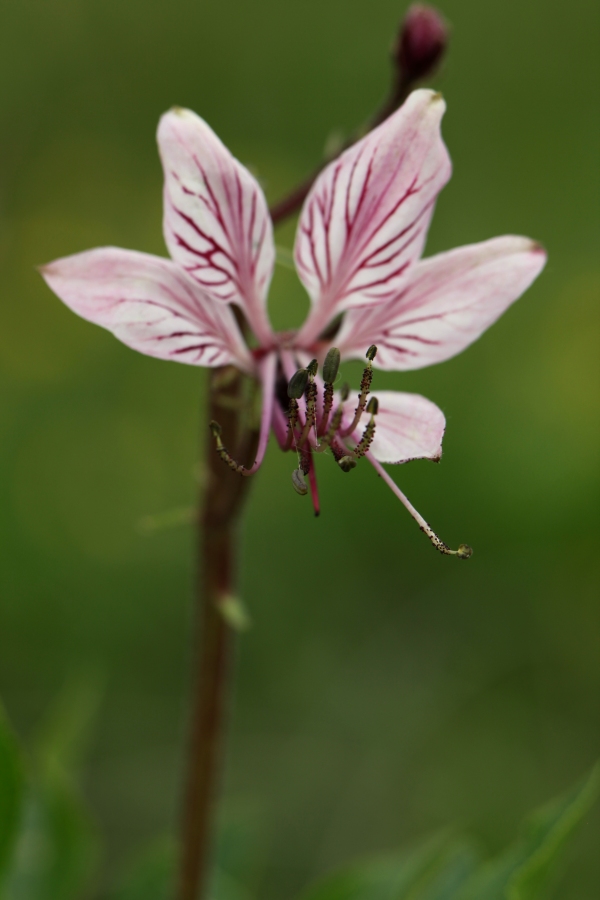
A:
[[338, 455, 357, 473], [340, 382, 350, 401], [209, 420, 222, 437], [323, 347, 341, 384], [395, 5, 448, 85], [306, 358, 319, 377], [366, 396, 379, 415], [288, 368, 309, 399], [366, 344, 378, 361], [456, 543, 473, 560], [291, 468, 308, 495]]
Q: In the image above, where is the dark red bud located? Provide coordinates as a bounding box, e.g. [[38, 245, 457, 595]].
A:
[[395, 4, 448, 85]]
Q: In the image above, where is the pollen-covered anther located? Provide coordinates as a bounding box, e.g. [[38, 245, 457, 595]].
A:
[[287, 368, 309, 399], [291, 468, 308, 495], [209, 419, 245, 475], [322, 347, 341, 383], [456, 543, 473, 559], [338, 455, 358, 473], [306, 358, 319, 377], [320, 347, 341, 434]]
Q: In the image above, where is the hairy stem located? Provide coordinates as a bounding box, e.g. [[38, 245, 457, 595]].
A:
[[177, 368, 256, 900]]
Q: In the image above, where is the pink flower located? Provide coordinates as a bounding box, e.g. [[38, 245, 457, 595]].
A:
[[41, 90, 546, 556]]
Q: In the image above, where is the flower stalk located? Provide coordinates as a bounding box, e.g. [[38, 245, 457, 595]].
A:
[[177, 367, 257, 900]]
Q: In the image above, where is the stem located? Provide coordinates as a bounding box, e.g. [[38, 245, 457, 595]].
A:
[[269, 71, 412, 226], [177, 368, 257, 900]]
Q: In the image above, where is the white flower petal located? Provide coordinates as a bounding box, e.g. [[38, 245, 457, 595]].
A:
[[345, 389, 445, 463], [158, 107, 275, 346], [295, 90, 451, 346], [41, 247, 253, 371], [337, 236, 547, 370]]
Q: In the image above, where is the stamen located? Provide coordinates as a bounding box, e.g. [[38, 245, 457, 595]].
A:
[[288, 367, 309, 399], [353, 396, 378, 458], [367, 454, 473, 559], [283, 398, 299, 451], [316, 382, 350, 452], [340, 345, 378, 437], [330, 439, 357, 472], [298, 364, 319, 448], [209, 420, 245, 475], [210, 352, 277, 478], [307, 451, 320, 516], [319, 347, 341, 435], [291, 468, 308, 495]]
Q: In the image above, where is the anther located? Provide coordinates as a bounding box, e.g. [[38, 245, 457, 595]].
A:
[[209, 420, 245, 475], [340, 382, 350, 401], [306, 358, 319, 377], [320, 348, 341, 435], [288, 368, 309, 399], [456, 544, 473, 559], [366, 344, 378, 361], [322, 348, 341, 384], [338, 455, 357, 472], [291, 468, 308, 495], [366, 396, 379, 415]]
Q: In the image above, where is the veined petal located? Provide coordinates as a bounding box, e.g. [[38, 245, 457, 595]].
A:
[[345, 390, 445, 463], [158, 107, 275, 346], [337, 236, 547, 370], [295, 90, 451, 346], [41, 247, 253, 371]]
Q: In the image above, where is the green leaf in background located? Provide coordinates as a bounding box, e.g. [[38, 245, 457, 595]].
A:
[[0, 676, 102, 900], [296, 835, 453, 900], [112, 806, 267, 900], [0, 707, 24, 883], [110, 839, 175, 900], [296, 764, 599, 900], [456, 763, 600, 900]]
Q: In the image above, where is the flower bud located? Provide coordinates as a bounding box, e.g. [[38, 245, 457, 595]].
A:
[[323, 347, 341, 384], [395, 4, 448, 85], [287, 368, 309, 399]]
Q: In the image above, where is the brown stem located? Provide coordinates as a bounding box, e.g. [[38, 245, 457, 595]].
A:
[[177, 367, 257, 900], [269, 72, 412, 226]]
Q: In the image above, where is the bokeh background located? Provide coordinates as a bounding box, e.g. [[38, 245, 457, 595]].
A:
[[1, 0, 598, 896]]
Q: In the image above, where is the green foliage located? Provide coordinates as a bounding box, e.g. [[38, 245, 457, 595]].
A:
[[0, 680, 101, 900], [110, 840, 175, 900], [456, 763, 600, 900], [296, 765, 600, 900], [2, 683, 597, 900], [0, 709, 24, 882]]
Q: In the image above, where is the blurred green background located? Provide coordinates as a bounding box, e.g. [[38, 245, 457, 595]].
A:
[[0, 0, 598, 896]]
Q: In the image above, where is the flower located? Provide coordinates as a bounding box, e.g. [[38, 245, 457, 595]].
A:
[[41, 89, 546, 556]]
